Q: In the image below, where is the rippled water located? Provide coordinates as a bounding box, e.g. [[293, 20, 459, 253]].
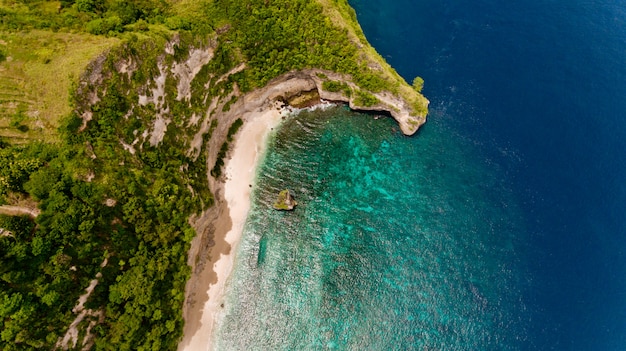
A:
[[212, 106, 528, 350], [211, 0, 626, 348], [350, 0, 626, 349]]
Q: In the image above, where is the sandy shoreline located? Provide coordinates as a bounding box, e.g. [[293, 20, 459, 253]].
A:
[[177, 68, 427, 351], [178, 106, 285, 351]]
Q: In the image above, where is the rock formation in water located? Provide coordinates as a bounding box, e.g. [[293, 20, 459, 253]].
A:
[[273, 189, 297, 211]]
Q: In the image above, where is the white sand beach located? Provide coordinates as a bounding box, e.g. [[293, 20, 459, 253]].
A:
[[178, 107, 284, 351]]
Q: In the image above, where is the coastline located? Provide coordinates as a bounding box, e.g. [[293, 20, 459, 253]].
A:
[[178, 104, 285, 351], [177, 69, 427, 351]]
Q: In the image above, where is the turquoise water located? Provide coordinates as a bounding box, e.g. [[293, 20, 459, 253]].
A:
[[213, 106, 528, 350], [212, 0, 626, 348]]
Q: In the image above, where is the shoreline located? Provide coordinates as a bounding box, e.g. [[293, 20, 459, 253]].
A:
[[178, 69, 428, 351], [178, 104, 285, 351]]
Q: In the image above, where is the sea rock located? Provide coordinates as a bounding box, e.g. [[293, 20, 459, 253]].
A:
[[273, 190, 297, 211]]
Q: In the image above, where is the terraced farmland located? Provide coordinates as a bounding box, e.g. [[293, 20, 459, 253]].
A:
[[0, 30, 118, 143]]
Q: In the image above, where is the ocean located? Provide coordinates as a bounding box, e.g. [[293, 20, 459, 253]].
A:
[[212, 0, 626, 349]]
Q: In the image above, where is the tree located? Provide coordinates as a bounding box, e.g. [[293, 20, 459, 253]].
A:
[[412, 76, 424, 93], [76, 0, 97, 13]]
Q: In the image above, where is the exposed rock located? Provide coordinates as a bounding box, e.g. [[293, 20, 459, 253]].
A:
[[273, 190, 297, 211], [0, 228, 12, 237], [115, 57, 137, 79], [171, 47, 214, 101], [104, 198, 117, 207], [56, 256, 108, 351], [85, 142, 97, 159], [139, 62, 170, 147], [149, 109, 171, 146], [164, 34, 180, 55], [286, 89, 321, 108], [216, 24, 231, 35], [119, 139, 136, 155], [226, 69, 428, 136]]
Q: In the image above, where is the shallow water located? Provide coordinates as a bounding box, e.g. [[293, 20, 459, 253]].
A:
[[213, 106, 528, 350]]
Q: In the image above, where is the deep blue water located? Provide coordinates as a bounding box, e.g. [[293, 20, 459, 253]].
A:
[[351, 0, 626, 349], [212, 1, 626, 350]]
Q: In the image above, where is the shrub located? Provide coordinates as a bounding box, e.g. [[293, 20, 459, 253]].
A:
[[354, 90, 379, 107], [322, 80, 352, 97], [354, 72, 388, 93], [412, 76, 424, 93], [322, 80, 343, 92], [86, 16, 123, 35], [76, 0, 97, 13], [35, 48, 54, 64], [164, 16, 191, 31]]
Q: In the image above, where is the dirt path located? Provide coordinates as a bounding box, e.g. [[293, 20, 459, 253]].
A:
[[0, 205, 40, 218]]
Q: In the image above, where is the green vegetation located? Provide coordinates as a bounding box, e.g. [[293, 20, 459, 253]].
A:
[[412, 76, 424, 93], [0, 0, 427, 349], [0, 33, 210, 350], [0, 142, 48, 200], [273, 189, 297, 211], [211, 118, 244, 178], [1, 99, 198, 350], [322, 80, 352, 97], [0, 0, 169, 33], [0, 30, 119, 143], [354, 89, 380, 107]]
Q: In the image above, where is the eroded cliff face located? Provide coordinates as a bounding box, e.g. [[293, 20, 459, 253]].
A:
[[74, 35, 427, 197], [267, 69, 428, 135]]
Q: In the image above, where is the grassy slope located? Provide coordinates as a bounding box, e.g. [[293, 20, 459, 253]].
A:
[[0, 30, 118, 143]]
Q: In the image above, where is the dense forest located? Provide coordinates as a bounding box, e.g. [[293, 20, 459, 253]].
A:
[[0, 0, 427, 349]]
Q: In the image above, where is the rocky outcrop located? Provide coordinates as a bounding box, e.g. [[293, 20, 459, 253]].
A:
[[273, 190, 297, 211], [231, 69, 428, 136], [286, 89, 321, 108]]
